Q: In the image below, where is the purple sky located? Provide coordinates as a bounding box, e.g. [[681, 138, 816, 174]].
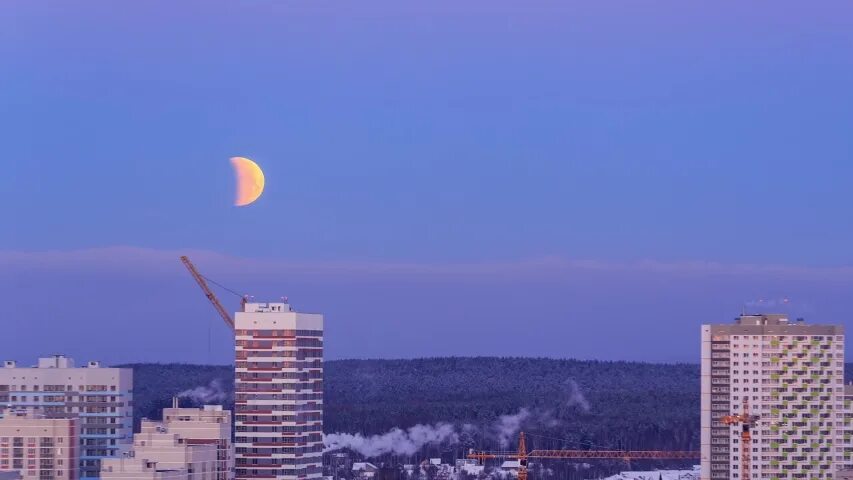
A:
[[2, 247, 852, 364], [2, 1, 853, 363]]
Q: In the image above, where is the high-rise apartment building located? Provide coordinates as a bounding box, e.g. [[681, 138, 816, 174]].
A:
[[0, 411, 79, 480], [162, 401, 233, 480], [701, 315, 846, 480], [843, 384, 853, 472], [233, 302, 323, 480], [0, 356, 133, 479]]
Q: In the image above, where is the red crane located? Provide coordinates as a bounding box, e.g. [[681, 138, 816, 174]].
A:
[[722, 398, 760, 480], [468, 432, 700, 480], [180, 255, 244, 332]]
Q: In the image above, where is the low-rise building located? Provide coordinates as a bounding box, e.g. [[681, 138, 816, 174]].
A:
[[587, 466, 701, 480], [0, 355, 133, 479], [0, 411, 79, 480], [100, 420, 216, 480], [352, 462, 378, 480], [161, 400, 233, 480], [455, 459, 484, 477], [100, 457, 189, 480], [499, 461, 519, 478]]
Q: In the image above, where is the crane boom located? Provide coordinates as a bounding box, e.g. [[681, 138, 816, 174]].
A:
[[469, 450, 701, 460], [180, 255, 236, 331], [468, 432, 700, 480]]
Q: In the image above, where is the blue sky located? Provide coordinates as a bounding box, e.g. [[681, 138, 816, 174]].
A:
[[2, 1, 853, 364]]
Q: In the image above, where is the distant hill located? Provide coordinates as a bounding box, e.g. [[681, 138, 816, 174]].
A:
[[117, 359, 853, 469], [120, 358, 698, 449]]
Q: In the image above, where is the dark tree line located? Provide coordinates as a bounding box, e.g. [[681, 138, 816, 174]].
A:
[[118, 359, 853, 479]]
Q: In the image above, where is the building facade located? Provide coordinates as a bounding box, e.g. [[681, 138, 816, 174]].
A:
[[99, 457, 189, 480], [100, 419, 216, 480], [0, 412, 79, 480], [0, 356, 133, 479], [161, 401, 233, 480], [234, 302, 323, 480], [701, 315, 847, 480]]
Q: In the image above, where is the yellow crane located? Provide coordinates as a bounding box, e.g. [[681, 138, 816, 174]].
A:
[[180, 255, 245, 332], [469, 432, 701, 480], [722, 398, 760, 480]]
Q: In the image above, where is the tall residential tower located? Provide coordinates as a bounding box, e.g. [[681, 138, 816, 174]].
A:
[[701, 315, 848, 480], [234, 302, 323, 480]]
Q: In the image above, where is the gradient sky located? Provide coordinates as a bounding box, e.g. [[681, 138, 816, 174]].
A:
[[2, 1, 853, 364]]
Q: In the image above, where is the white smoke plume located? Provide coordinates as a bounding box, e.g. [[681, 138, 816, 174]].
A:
[[324, 380, 590, 458], [745, 297, 791, 308], [494, 408, 531, 448], [324, 423, 459, 457], [324, 409, 532, 457], [177, 379, 230, 404], [563, 379, 590, 413]]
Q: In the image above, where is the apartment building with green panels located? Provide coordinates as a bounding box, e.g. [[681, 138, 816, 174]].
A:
[[702, 315, 848, 480]]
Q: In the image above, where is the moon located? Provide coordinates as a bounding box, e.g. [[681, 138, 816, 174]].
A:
[[230, 157, 265, 206]]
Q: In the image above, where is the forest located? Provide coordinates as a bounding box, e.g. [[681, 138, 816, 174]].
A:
[[119, 358, 853, 478]]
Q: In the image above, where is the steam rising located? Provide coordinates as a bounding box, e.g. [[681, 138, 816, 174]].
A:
[[324, 378, 591, 458], [177, 379, 230, 404], [745, 297, 791, 308], [494, 408, 531, 448], [563, 379, 590, 413], [324, 423, 459, 457]]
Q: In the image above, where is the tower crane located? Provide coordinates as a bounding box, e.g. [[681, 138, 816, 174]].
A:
[[722, 397, 760, 480], [468, 432, 700, 480], [180, 255, 245, 332]]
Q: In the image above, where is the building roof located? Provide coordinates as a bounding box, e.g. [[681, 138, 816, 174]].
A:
[[352, 462, 378, 472], [588, 466, 700, 480]]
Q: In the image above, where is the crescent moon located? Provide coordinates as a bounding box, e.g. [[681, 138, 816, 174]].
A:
[[230, 157, 265, 207]]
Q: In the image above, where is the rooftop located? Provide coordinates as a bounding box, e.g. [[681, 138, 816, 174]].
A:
[[242, 302, 294, 313], [736, 314, 798, 326], [2, 356, 104, 369]]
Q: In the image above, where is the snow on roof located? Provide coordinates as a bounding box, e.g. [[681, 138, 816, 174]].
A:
[[588, 466, 701, 480], [352, 463, 378, 472], [500, 461, 520, 469]]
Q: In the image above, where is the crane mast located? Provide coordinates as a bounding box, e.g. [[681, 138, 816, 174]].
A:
[[722, 397, 759, 480], [180, 255, 238, 332]]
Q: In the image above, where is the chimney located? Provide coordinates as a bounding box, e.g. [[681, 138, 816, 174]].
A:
[[172, 397, 179, 409]]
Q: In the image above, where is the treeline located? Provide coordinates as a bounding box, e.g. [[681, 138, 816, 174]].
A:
[[117, 359, 853, 479]]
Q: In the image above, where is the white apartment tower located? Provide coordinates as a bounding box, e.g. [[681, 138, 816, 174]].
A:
[[0, 356, 133, 479], [701, 315, 848, 480], [233, 302, 323, 480]]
